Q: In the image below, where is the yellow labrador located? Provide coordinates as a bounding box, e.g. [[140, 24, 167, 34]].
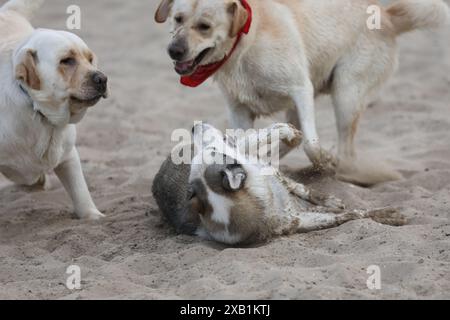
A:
[[0, 0, 108, 219], [155, 0, 449, 186]]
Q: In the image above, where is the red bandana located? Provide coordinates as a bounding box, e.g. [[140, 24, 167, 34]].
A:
[[180, 0, 253, 88]]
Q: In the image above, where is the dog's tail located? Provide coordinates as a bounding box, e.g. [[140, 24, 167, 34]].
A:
[[1, 0, 45, 20], [387, 0, 450, 35]]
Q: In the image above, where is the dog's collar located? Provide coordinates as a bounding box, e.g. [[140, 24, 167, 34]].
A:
[[18, 82, 45, 119], [180, 0, 252, 88], [18, 83, 30, 98], [18, 83, 34, 108], [17, 83, 33, 108]]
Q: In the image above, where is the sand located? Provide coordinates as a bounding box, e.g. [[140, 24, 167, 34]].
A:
[[0, 0, 449, 300]]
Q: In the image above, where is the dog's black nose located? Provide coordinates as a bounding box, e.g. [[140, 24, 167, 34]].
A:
[[91, 71, 108, 92], [168, 42, 187, 61]]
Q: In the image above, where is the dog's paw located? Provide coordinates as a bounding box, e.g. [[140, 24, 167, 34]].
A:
[[76, 208, 105, 220], [305, 144, 337, 172], [366, 208, 406, 226], [271, 123, 303, 147]]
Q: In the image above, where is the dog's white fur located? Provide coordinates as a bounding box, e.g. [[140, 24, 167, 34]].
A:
[[156, 0, 450, 186], [0, 0, 107, 219], [189, 122, 405, 245]]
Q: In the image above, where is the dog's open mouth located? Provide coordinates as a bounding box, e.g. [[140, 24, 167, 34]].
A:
[[174, 48, 213, 76]]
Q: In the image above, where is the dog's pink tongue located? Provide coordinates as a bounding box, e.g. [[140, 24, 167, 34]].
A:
[[175, 60, 194, 74]]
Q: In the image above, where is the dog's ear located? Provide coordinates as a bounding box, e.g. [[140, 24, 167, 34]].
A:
[[155, 0, 173, 23], [222, 164, 247, 192], [15, 49, 41, 91], [228, 0, 249, 38]]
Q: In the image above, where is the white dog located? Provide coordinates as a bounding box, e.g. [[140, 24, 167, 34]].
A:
[[153, 122, 406, 245], [155, 0, 449, 186], [0, 0, 108, 219]]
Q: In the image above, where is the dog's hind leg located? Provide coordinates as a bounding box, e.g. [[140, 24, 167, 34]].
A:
[[331, 39, 402, 186], [271, 208, 406, 236], [332, 86, 363, 168], [299, 208, 406, 232]]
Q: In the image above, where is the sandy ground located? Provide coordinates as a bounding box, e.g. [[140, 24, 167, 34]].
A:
[[0, 0, 449, 300]]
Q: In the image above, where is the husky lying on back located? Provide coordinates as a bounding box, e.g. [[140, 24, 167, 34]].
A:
[[152, 123, 406, 245]]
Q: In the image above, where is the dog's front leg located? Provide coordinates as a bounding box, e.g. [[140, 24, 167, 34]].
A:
[[290, 82, 336, 169], [237, 123, 303, 158], [54, 148, 104, 220]]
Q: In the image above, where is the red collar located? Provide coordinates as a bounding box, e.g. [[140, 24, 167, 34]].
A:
[[180, 0, 252, 88]]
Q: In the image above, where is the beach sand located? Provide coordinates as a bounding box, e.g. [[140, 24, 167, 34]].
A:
[[0, 0, 449, 299]]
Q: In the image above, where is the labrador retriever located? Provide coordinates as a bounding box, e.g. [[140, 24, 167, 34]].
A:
[[0, 0, 108, 219], [155, 0, 449, 186]]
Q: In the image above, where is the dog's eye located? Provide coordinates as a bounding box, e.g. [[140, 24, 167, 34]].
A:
[[175, 15, 184, 24], [60, 57, 76, 66], [198, 23, 211, 31]]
